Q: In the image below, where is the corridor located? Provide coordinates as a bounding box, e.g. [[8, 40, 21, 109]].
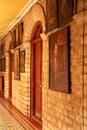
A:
[[0, 98, 35, 130], [0, 0, 87, 130]]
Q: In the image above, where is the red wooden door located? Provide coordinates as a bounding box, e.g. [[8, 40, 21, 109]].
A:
[[0, 76, 2, 92], [9, 51, 12, 101], [31, 38, 42, 120], [34, 39, 42, 119], [30, 22, 42, 120]]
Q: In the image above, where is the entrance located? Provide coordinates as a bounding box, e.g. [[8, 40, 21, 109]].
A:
[[30, 22, 42, 121], [0, 76, 4, 97], [9, 50, 12, 102]]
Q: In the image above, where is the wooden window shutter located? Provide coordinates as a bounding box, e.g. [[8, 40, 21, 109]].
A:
[[49, 27, 70, 93]]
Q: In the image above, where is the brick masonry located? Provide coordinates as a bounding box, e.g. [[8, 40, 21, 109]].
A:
[[0, 0, 87, 130]]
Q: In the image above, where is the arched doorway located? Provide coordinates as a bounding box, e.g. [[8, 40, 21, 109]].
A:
[[30, 21, 42, 121]]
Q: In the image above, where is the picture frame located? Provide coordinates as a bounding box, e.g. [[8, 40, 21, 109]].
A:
[[20, 50, 25, 73], [58, 0, 73, 27], [0, 59, 2, 71], [0, 45, 4, 55], [46, 0, 58, 32], [12, 54, 14, 72], [0, 46, 2, 55], [11, 30, 16, 48], [19, 22, 23, 45], [14, 48, 20, 80], [11, 22, 23, 49], [73, 0, 77, 14], [49, 27, 70, 93], [2, 58, 6, 71], [16, 27, 19, 47]]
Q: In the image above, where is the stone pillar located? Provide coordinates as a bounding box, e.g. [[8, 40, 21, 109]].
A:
[[4, 52, 9, 99], [40, 32, 49, 125], [22, 41, 31, 116], [40, 32, 49, 89]]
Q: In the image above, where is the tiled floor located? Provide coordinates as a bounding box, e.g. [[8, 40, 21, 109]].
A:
[[0, 102, 25, 130], [0, 98, 35, 130]]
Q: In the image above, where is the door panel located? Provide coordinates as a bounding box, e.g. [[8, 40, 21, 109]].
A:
[[34, 41, 42, 119], [9, 51, 12, 101], [31, 38, 42, 120]]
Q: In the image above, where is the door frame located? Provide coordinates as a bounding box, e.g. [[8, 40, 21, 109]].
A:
[[9, 45, 12, 102], [30, 21, 42, 119]]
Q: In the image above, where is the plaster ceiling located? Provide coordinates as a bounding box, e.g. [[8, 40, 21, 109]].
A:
[[0, 0, 37, 40]]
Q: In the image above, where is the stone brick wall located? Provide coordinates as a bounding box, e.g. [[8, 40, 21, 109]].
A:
[[84, 9, 87, 130], [41, 0, 87, 130], [4, 52, 9, 98], [42, 18, 84, 129], [12, 44, 31, 115], [2, 3, 46, 116]]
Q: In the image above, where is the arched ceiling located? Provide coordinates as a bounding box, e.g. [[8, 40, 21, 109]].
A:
[[0, 0, 37, 40]]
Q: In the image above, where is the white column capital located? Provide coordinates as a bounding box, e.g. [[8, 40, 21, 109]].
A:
[[4, 51, 9, 57], [22, 41, 30, 48], [73, 12, 84, 26], [40, 32, 48, 41]]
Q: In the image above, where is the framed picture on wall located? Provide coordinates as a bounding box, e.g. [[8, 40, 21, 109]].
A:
[[46, 0, 58, 32], [16, 27, 19, 47], [12, 54, 14, 72], [11, 30, 16, 48], [49, 27, 70, 93], [73, 0, 77, 14], [14, 48, 20, 80], [0, 46, 2, 56], [58, 0, 73, 27], [19, 22, 23, 45], [20, 50, 25, 73], [0, 59, 2, 71], [2, 58, 6, 71]]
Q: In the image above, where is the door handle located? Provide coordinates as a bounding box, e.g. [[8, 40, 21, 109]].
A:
[[40, 84, 42, 87]]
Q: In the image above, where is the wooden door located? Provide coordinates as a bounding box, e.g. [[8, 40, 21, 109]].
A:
[[9, 51, 12, 101], [35, 39, 42, 119], [0, 76, 2, 92], [0, 76, 4, 97], [31, 38, 42, 120], [30, 22, 42, 120]]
